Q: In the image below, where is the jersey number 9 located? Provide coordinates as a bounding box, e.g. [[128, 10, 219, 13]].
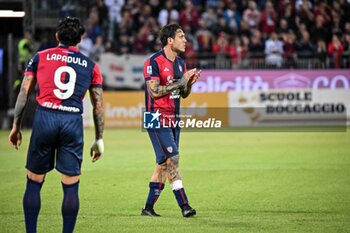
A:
[[53, 66, 76, 100]]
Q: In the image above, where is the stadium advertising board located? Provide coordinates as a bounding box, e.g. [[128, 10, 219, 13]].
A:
[[98, 53, 144, 90], [103, 91, 144, 127], [228, 89, 349, 127], [192, 70, 350, 92]]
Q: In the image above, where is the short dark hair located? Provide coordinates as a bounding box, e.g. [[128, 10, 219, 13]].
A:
[[56, 17, 85, 46], [159, 23, 182, 47]]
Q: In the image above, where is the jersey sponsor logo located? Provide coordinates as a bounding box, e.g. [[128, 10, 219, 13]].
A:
[[147, 65, 152, 74], [42, 101, 80, 113], [164, 67, 169, 72], [46, 53, 87, 67], [179, 65, 182, 72], [170, 89, 181, 99]]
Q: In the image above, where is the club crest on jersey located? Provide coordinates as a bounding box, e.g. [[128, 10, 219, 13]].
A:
[[147, 66, 152, 74]]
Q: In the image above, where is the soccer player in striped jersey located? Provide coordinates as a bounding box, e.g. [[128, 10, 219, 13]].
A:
[[9, 17, 104, 233], [142, 23, 201, 217]]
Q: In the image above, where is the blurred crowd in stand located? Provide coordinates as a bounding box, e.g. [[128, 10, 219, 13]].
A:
[[34, 0, 350, 69]]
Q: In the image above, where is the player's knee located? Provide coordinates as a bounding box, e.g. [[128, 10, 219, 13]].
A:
[[168, 155, 179, 167], [61, 174, 80, 185], [27, 170, 45, 183]]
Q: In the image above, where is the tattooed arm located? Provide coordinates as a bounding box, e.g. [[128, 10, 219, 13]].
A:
[[9, 74, 37, 149], [146, 69, 198, 98], [146, 77, 188, 98], [89, 87, 104, 140]]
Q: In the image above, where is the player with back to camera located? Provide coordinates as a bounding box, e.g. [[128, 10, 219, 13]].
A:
[[9, 17, 104, 233], [142, 23, 201, 217]]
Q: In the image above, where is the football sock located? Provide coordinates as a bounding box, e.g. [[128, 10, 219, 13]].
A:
[[145, 182, 165, 209], [61, 181, 80, 233], [171, 180, 189, 207], [173, 188, 189, 207], [23, 176, 43, 233]]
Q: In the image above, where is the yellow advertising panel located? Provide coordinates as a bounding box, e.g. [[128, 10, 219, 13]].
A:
[[104, 91, 143, 128]]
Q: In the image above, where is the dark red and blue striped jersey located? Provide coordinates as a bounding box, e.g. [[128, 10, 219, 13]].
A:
[[143, 50, 186, 121], [25, 45, 102, 114]]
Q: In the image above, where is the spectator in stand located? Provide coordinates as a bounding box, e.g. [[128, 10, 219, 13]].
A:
[[89, 0, 109, 39], [277, 18, 290, 39], [283, 30, 297, 68], [158, 1, 179, 27], [242, 0, 261, 32], [310, 15, 331, 44], [144, 17, 161, 52], [91, 35, 105, 62], [201, 7, 218, 31], [331, 1, 344, 20], [228, 36, 248, 68], [133, 26, 150, 54], [195, 19, 214, 68], [295, 0, 313, 31], [105, 0, 125, 42], [331, 11, 343, 35], [328, 34, 344, 68], [297, 29, 314, 59], [115, 33, 132, 55], [136, 4, 153, 30], [344, 21, 350, 35], [265, 31, 284, 68], [116, 8, 135, 36], [248, 29, 265, 59], [223, 1, 241, 34], [213, 32, 230, 68], [105, 0, 125, 24], [313, 0, 332, 28], [343, 33, 350, 68], [215, 0, 226, 16], [260, 0, 278, 38], [281, 3, 297, 33], [213, 16, 233, 35], [315, 39, 327, 69], [179, 0, 200, 30], [79, 32, 94, 58], [238, 20, 252, 38], [148, 0, 162, 18], [86, 9, 102, 43]]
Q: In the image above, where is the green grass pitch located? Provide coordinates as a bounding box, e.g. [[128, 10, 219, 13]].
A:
[[0, 128, 349, 232]]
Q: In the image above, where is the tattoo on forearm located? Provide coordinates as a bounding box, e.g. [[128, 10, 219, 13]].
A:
[[13, 75, 36, 127], [90, 88, 104, 139], [147, 76, 188, 98]]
